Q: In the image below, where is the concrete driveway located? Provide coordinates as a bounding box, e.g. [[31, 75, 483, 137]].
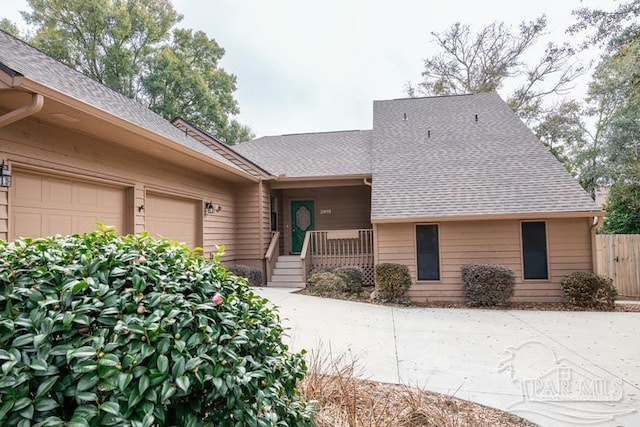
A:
[[254, 287, 640, 427]]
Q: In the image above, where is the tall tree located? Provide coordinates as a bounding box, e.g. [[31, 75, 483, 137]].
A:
[[0, 18, 21, 38], [143, 29, 252, 144], [407, 17, 583, 128], [24, 0, 180, 98], [20, 0, 252, 144], [570, 0, 640, 231]]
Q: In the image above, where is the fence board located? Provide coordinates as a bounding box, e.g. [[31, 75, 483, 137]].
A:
[[595, 234, 640, 299]]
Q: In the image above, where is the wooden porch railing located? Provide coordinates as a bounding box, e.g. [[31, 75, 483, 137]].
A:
[[300, 231, 313, 284], [305, 229, 374, 285], [264, 231, 280, 283]]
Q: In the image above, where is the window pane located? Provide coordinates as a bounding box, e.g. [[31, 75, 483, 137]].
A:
[[416, 225, 440, 280], [522, 222, 548, 280]]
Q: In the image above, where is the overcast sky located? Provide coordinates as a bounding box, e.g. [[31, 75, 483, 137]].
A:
[[2, 0, 605, 137]]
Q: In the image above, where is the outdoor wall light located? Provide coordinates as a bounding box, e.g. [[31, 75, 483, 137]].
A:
[[205, 201, 222, 214], [0, 161, 11, 188]]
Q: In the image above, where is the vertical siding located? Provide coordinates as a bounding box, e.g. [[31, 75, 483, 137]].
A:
[[1, 117, 240, 262], [282, 185, 372, 254], [375, 217, 594, 302]]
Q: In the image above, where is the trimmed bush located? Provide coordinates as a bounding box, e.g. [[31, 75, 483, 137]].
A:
[[228, 263, 263, 287], [307, 272, 347, 296], [374, 263, 412, 302], [561, 271, 617, 309], [333, 267, 363, 295], [0, 226, 314, 426], [461, 263, 516, 306]]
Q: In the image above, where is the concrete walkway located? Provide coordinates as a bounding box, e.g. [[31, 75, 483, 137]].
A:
[[254, 287, 640, 427]]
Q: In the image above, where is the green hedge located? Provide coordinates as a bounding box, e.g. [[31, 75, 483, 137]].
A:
[[0, 226, 314, 426]]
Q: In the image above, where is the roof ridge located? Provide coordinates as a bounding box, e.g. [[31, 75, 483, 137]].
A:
[[275, 129, 371, 137], [376, 92, 493, 102]]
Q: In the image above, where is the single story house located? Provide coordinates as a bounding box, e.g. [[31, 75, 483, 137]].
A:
[[0, 30, 603, 302]]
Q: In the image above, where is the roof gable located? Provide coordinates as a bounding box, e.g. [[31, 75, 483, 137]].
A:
[[370, 93, 601, 220]]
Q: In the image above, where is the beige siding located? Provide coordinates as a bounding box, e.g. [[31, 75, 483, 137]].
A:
[[233, 183, 263, 268], [376, 217, 593, 302], [1, 116, 238, 261], [282, 185, 371, 254]]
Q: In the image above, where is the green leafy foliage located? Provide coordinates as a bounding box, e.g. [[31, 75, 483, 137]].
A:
[[21, 0, 252, 144], [227, 264, 263, 287], [561, 271, 617, 309], [461, 264, 516, 307], [0, 226, 314, 426], [601, 181, 640, 234], [374, 263, 412, 302]]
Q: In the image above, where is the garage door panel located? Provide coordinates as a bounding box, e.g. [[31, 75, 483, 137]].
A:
[[10, 170, 126, 239], [146, 193, 199, 248]]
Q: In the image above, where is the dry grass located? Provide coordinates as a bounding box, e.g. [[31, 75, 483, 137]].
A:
[[300, 349, 534, 427]]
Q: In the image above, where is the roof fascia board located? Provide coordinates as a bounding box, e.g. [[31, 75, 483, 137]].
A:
[[172, 118, 273, 179], [371, 210, 605, 224]]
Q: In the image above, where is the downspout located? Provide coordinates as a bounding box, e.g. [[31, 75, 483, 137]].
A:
[[363, 177, 372, 187], [0, 93, 44, 129], [590, 216, 601, 275]]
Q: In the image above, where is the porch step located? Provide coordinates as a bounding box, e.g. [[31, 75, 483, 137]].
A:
[[269, 255, 305, 288]]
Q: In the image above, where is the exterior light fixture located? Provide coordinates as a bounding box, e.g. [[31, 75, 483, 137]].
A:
[[205, 201, 221, 214], [0, 161, 11, 188]]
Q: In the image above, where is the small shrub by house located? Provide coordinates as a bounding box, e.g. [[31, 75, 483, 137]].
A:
[[561, 271, 617, 309], [0, 227, 314, 426], [228, 263, 263, 286], [461, 263, 516, 306], [374, 263, 412, 302], [307, 272, 348, 297], [333, 267, 364, 295]]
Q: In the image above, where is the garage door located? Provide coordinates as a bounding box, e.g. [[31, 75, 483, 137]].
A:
[[10, 170, 126, 239], [145, 192, 200, 248]]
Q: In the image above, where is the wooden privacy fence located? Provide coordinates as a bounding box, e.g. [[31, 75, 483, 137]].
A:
[[595, 234, 640, 299]]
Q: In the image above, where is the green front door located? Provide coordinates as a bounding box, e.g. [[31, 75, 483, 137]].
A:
[[291, 200, 314, 254]]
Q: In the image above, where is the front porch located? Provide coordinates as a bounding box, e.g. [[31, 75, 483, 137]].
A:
[[266, 228, 375, 286], [264, 180, 374, 286]]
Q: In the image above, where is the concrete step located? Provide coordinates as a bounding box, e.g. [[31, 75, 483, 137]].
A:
[[275, 261, 302, 270], [272, 267, 303, 276], [270, 274, 304, 282], [278, 255, 301, 261], [267, 281, 304, 288]]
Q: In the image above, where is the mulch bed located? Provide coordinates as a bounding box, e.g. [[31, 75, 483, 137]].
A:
[[298, 286, 640, 312]]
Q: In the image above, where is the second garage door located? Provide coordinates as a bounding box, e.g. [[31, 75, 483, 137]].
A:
[[10, 169, 126, 239], [145, 192, 200, 248]]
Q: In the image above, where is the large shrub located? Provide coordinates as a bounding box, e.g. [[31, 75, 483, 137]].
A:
[[306, 272, 347, 297], [0, 226, 314, 426], [461, 263, 516, 306], [561, 271, 617, 309], [332, 267, 363, 295], [374, 263, 411, 302], [228, 264, 263, 287]]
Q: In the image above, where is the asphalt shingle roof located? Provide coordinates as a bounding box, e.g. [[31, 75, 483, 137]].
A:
[[0, 31, 240, 172], [370, 93, 601, 220], [235, 130, 372, 177]]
